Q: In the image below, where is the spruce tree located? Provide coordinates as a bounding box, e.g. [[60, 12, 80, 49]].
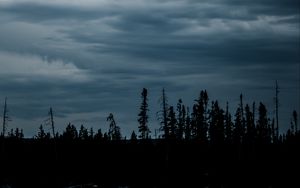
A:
[[138, 88, 150, 139], [185, 107, 191, 140], [245, 104, 255, 144], [107, 113, 121, 140], [293, 110, 298, 133], [94, 129, 103, 140], [157, 88, 169, 139], [63, 123, 78, 140], [209, 101, 224, 144], [233, 107, 243, 144], [224, 102, 233, 144], [176, 99, 185, 140], [257, 102, 269, 143], [36, 124, 47, 140], [131, 131, 137, 141], [79, 125, 89, 140], [167, 106, 177, 140], [191, 90, 208, 142]]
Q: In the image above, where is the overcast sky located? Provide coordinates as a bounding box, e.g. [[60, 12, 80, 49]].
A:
[[0, 0, 299, 137]]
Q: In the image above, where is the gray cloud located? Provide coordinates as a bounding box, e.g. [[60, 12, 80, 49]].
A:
[[0, 0, 299, 136]]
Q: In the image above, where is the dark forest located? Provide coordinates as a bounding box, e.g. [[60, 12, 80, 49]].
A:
[[1, 89, 299, 188]]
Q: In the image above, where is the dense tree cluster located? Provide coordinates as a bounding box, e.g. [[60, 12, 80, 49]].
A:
[[0, 89, 299, 188], [0, 89, 299, 144], [29, 89, 298, 144], [155, 89, 299, 144]]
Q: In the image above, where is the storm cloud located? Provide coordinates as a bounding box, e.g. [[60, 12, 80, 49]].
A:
[[0, 0, 299, 136]]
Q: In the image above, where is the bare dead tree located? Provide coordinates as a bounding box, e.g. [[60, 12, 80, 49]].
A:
[[2, 97, 11, 137], [275, 80, 280, 138]]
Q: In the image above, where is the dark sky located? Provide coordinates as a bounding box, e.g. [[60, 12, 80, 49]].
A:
[[0, 0, 299, 137]]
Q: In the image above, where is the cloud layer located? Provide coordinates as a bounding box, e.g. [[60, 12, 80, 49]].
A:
[[0, 0, 299, 136]]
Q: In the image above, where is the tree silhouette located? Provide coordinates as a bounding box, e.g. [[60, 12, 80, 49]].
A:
[[232, 94, 246, 144], [103, 132, 109, 141], [157, 88, 169, 139], [176, 99, 185, 140], [130, 131, 137, 141], [7, 128, 24, 139], [209, 101, 224, 144], [14, 128, 22, 139], [89, 127, 94, 140], [107, 113, 121, 140], [191, 90, 208, 142], [2, 97, 11, 137], [233, 107, 243, 144], [79, 125, 89, 140], [138, 88, 150, 139], [270, 118, 276, 143], [245, 104, 255, 144], [257, 102, 270, 144], [275, 80, 280, 137], [94, 129, 103, 140], [240, 94, 245, 129], [8, 128, 14, 138], [167, 106, 177, 140], [185, 107, 191, 140], [63, 123, 78, 140], [36, 124, 50, 140], [1, 87, 300, 187], [286, 110, 299, 143], [224, 102, 233, 144], [290, 118, 295, 134], [293, 110, 298, 133]]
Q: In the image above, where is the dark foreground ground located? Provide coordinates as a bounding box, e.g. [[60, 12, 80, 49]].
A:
[[0, 139, 299, 188]]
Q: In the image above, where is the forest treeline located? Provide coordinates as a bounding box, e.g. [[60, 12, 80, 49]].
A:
[[1, 88, 299, 188], [1, 88, 299, 144]]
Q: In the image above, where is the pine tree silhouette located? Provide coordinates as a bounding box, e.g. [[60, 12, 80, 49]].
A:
[[176, 99, 185, 140], [107, 113, 121, 140], [36, 124, 49, 140], [233, 107, 243, 144], [245, 104, 255, 144], [130, 131, 137, 141], [138, 88, 150, 139], [89, 127, 94, 140], [293, 110, 298, 133], [94, 129, 103, 141], [224, 102, 233, 144], [209, 101, 224, 144], [167, 106, 177, 140], [79, 125, 89, 140], [157, 88, 169, 139], [191, 90, 208, 142], [63, 123, 78, 140], [185, 107, 191, 140], [257, 102, 269, 144]]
